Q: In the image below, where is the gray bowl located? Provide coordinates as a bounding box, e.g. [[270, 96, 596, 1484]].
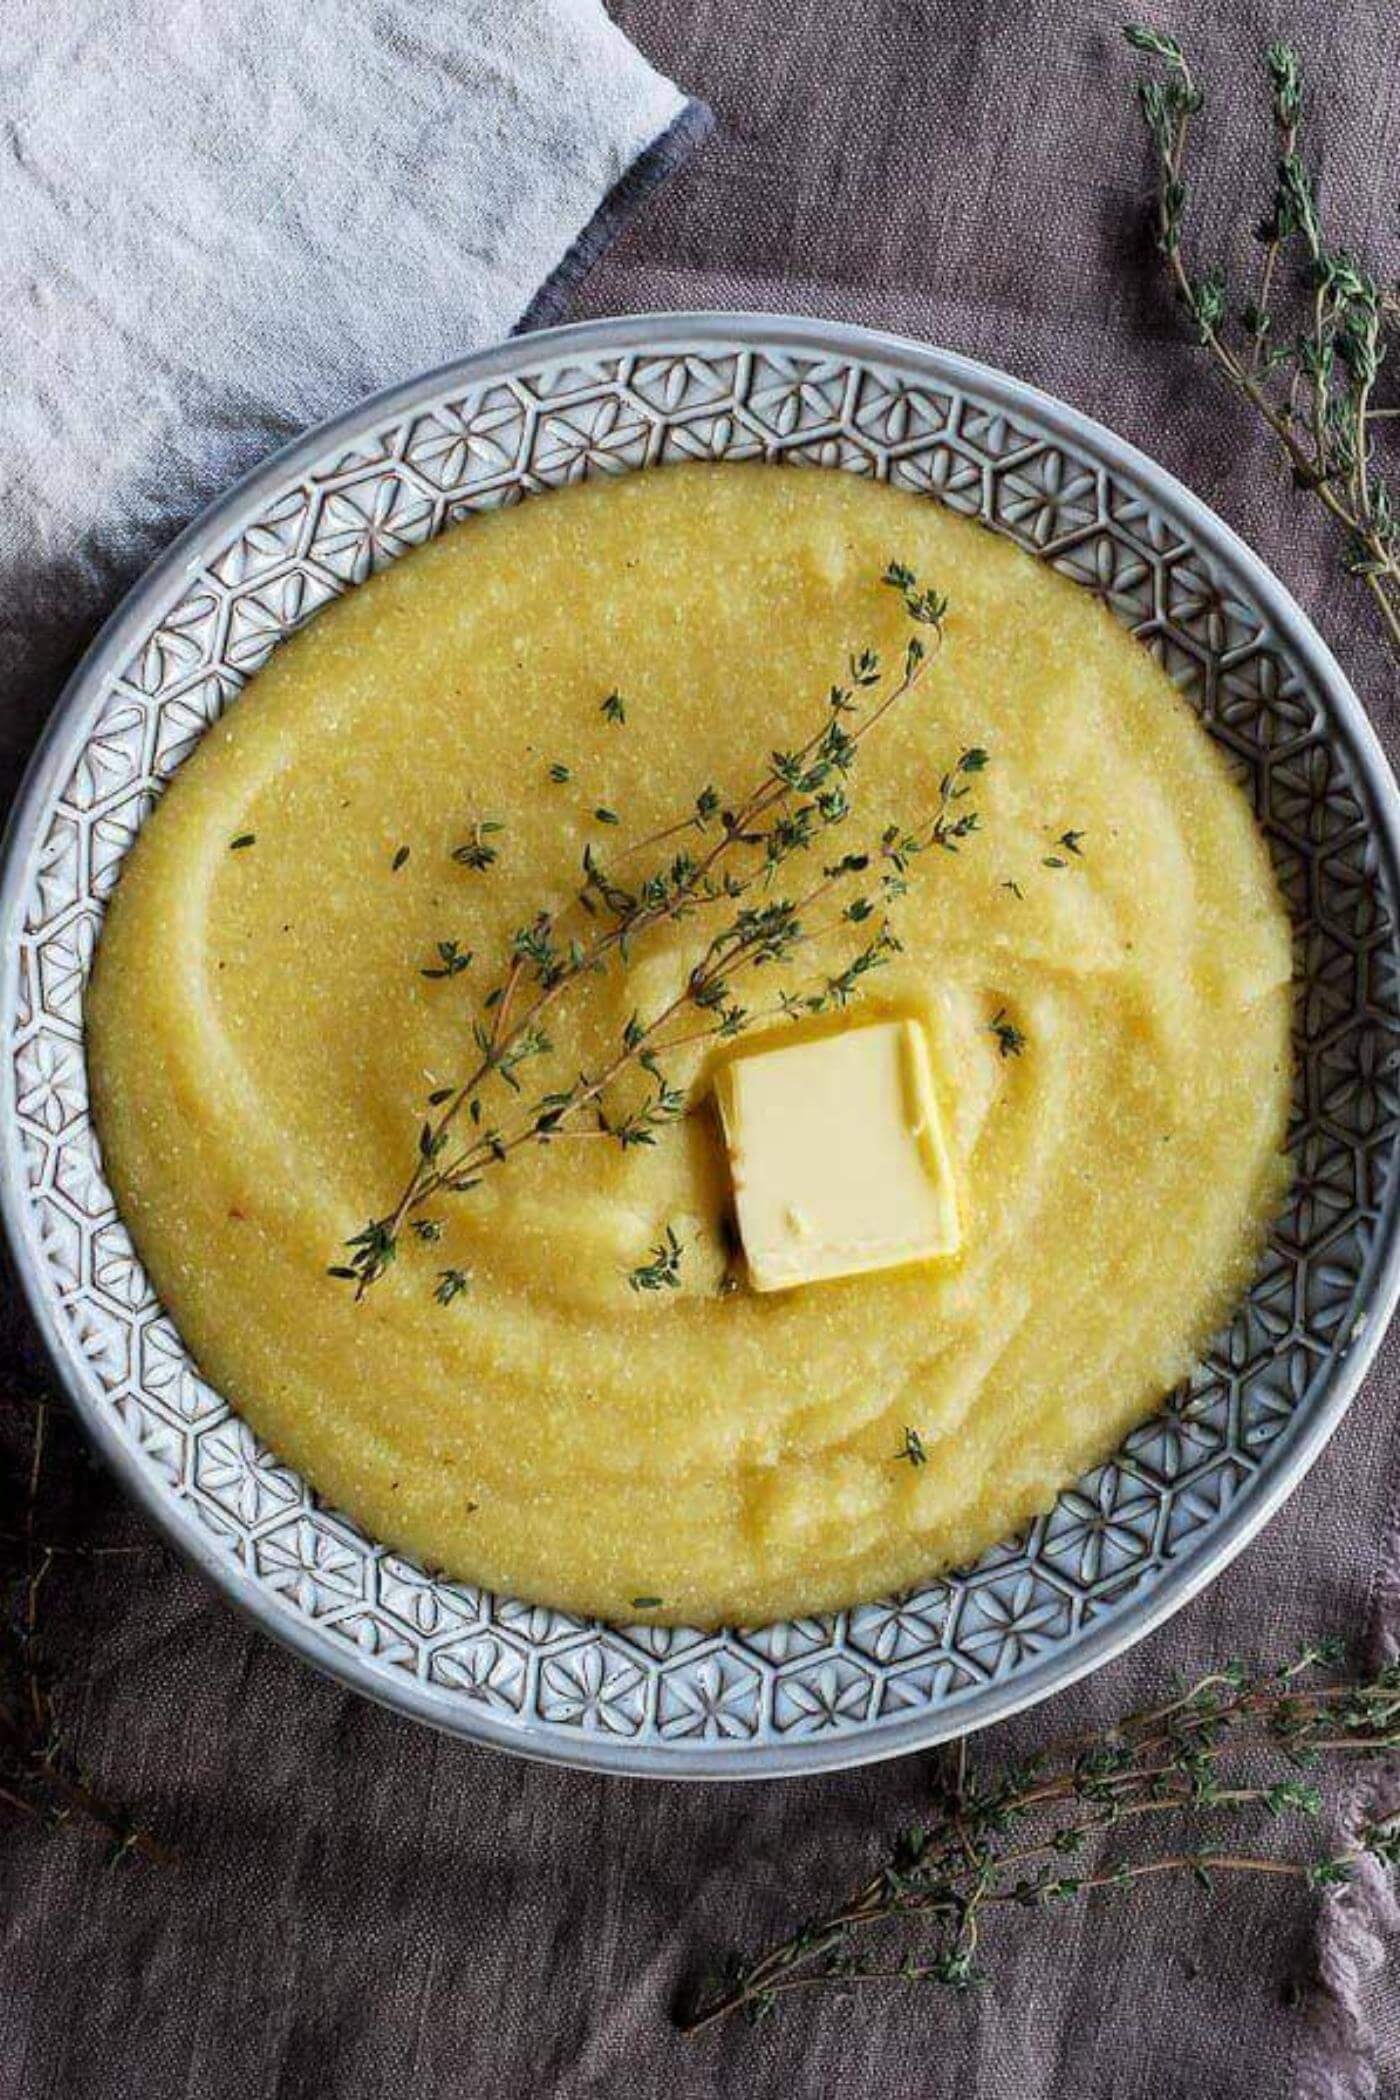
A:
[[5, 313, 1399, 1778]]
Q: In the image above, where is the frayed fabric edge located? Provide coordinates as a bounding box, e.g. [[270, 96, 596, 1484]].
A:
[[1294, 1475, 1400, 2099]]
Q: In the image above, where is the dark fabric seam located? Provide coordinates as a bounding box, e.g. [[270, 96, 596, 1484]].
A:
[[512, 97, 715, 337]]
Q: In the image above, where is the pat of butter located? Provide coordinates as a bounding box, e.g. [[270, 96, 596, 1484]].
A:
[[714, 1018, 960, 1292]]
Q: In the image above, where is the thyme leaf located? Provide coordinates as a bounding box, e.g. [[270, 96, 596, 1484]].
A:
[[894, 1426, 927, 1466], [628, 1226, 685, 1293], [421, 940, 472, 980], [988, 1007, 1026, 1058], [453, 820, 504, 872]]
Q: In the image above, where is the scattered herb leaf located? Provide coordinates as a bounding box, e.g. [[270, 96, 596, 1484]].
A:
[[894, 1426, 928, 1467], [628, 1226, 685, 1293], [422, 940, 472, 980], [453, 821, 504, 872], [989, 1008, 1026, 1059]]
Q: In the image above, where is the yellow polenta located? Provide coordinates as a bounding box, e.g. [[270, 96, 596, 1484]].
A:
[[86, 465, 1292, 1625]]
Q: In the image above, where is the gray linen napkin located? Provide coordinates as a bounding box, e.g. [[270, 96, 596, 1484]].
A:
[[0, 0, 710, 788]]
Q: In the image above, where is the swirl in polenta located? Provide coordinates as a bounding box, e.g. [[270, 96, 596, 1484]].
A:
[[86, 465, 1292, 1626]]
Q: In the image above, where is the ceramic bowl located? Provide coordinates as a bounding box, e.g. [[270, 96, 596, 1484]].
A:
[[5, 314, 1399, 1776]]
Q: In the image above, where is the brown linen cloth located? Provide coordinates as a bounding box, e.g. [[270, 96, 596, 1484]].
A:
[[4, 3, 1400, 2096]]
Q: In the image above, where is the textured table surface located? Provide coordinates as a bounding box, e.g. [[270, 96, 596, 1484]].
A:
[[5, 3, 1400, 2097]]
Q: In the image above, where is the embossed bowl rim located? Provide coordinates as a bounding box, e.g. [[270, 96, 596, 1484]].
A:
[[4, 312, 1400, 1779]]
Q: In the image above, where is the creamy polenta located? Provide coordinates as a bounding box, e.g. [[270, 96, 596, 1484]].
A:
[[86, 464, 1293, 1625]]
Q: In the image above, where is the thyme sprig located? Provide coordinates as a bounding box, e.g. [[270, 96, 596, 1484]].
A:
[[1123, 29, 1400, 658], [1, 1393, 172, 1866], [679, 1641, 1400, 2036], [335, 567, 968, 1298]]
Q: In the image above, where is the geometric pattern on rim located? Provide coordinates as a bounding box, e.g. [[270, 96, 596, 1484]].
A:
[[10, 326, 1400, 1774]]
